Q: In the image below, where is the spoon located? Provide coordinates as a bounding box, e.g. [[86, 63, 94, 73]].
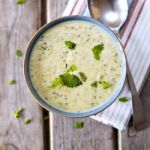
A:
[[88, 0, 148, 131], [88, 0, 128, 32]]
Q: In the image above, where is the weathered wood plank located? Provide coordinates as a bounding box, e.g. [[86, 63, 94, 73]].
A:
[[46, 0, 117, 149], [0, 0, 44, 150], [47, 0, 68, 21], [51, 115, 117, 150], [122, 73, 150, 150]]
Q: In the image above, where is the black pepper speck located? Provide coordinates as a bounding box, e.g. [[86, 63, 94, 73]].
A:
[[65, 64, 68, 68]]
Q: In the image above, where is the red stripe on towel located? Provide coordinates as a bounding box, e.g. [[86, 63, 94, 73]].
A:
[[77, 0, 87, 15], [69, 0, 78, 16], [120, 0, 139, 38], [123, 0, 146, 48]]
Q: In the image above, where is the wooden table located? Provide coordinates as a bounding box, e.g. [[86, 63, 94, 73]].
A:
[[0, 0, 150, 150]]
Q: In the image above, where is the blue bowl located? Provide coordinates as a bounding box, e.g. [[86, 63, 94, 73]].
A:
[[24, 16, 126, 117]]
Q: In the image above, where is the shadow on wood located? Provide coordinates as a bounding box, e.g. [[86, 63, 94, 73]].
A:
[[122, 73, 150, 150]]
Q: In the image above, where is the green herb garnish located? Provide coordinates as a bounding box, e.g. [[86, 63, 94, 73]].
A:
[[43, 116, 49, 121], [60, 73, 82, 88], [78, 72, 87, 82], [24, 119, 31, 125], [74, 122, 84, 129], [12, 108, 23, 119], [102, 81, 110, 89], [91, 81, 98, 87], [16, 0, 26, 5], [92, 44, 104, 60], [8, 80, 16, 85], [16, 49, 22, 57], [66, 64, 77, 72], [49, 76, 63, 88], [119, 97, 128, 103], [65, 41, 76, 49]]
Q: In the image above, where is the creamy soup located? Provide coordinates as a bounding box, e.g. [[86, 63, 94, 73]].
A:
[[30, 20, 122, 112]]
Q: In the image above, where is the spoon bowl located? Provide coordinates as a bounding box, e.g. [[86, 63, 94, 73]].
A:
[[88, 0, 128, 32]]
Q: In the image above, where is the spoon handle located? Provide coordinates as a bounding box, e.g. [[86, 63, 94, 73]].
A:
[[126, 61, 148, 130]]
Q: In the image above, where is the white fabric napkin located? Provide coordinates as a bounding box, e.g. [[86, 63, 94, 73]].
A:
[[63, 0, 150, 130]]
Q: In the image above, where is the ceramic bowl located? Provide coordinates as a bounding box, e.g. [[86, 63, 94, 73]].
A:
[[24, 16, 126, 117]]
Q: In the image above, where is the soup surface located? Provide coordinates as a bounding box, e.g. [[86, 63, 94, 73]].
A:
[[30, 20, 122, 112]]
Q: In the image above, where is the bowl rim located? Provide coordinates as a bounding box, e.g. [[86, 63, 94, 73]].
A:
[[24, 15, 127, 117]]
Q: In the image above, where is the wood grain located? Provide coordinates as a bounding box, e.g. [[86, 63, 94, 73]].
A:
[[51, 114, 117, 150], [0, 0, 44, 150], [122, 74, 150, 150], [47, 0, 68, 21], [46, 0, 116, 150]]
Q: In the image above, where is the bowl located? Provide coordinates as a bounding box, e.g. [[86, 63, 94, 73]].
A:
[[24, 16, 126, 117]]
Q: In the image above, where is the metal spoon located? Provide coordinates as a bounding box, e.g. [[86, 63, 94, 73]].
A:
[[88, 0, 148, 131], [88, 0, 128, 32]]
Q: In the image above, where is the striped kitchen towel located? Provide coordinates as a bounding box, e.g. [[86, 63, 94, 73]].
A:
[[63, 0, 150, 130]]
